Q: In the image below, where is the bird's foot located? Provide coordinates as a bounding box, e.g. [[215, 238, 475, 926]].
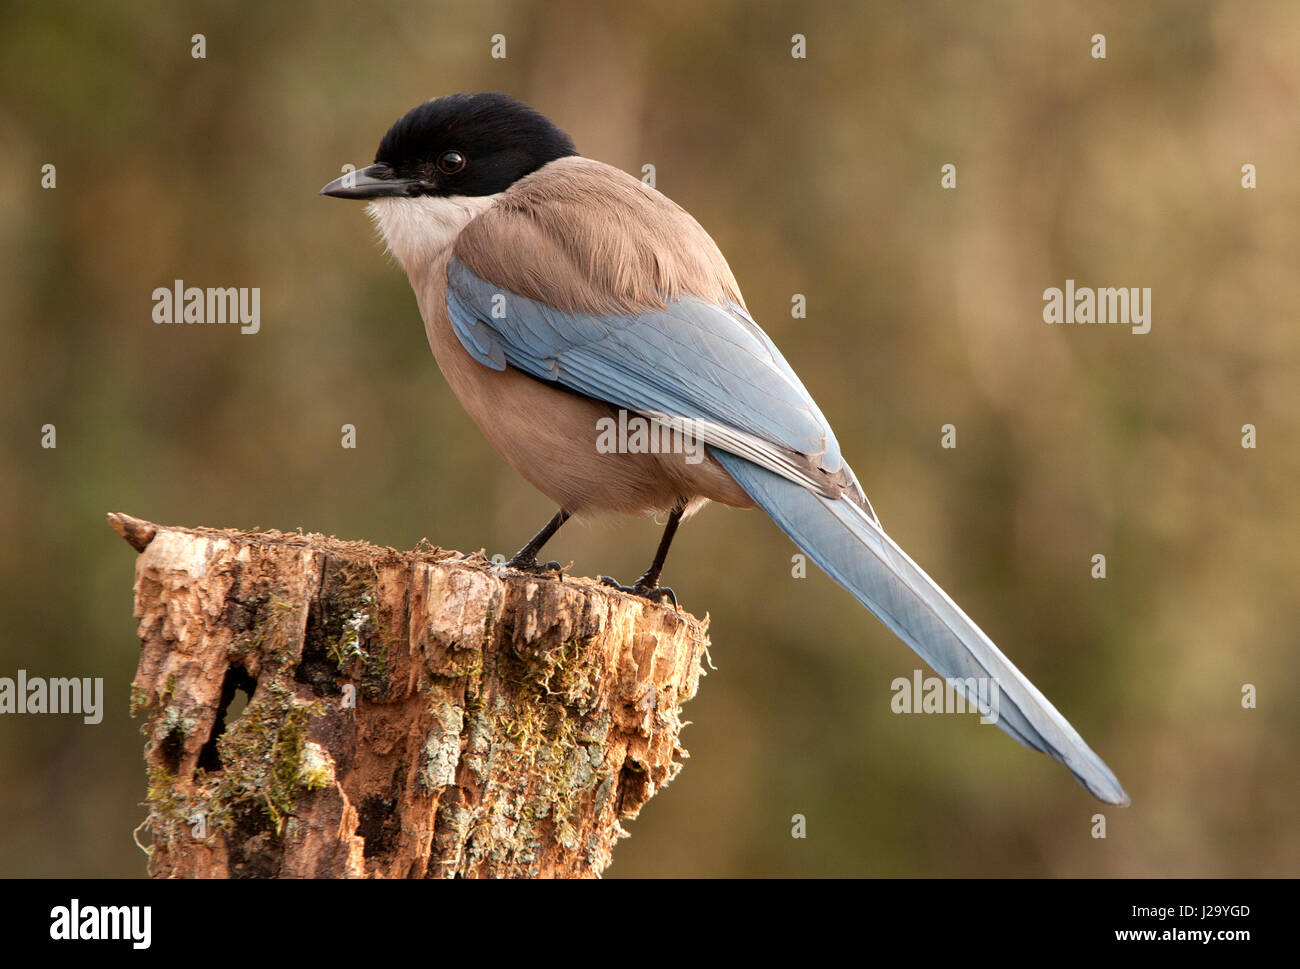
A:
[[504, 554, 564, 575], [599, 576, 678, 610]]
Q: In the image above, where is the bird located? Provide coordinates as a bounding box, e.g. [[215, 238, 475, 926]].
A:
[[321, 91, 1129, 806]]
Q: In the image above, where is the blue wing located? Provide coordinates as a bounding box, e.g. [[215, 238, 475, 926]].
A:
[[445, 257, 849, 490]]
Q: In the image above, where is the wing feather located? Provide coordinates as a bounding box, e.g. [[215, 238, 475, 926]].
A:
[[445, 255, 854, 499]]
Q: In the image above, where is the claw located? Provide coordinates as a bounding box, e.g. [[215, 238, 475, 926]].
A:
[[599, 576, 678, 610], [506, 555, 564, 575]]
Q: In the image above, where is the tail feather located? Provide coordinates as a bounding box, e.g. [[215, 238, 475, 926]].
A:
[[714, 450, 1129, 805]]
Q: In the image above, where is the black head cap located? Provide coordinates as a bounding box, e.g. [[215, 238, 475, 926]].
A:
[[322, 93, 577, 200]]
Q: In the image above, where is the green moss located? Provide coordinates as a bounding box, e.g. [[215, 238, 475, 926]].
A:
[[205, 680, 325, 835], [227, 586, 304, 663], [297, 742, 334, 791], [130, 672, 182, 721], [129, 684, 151, 718], [316, 570, 388, 699], [500, 634, 603, 713], [456, 665, 621, 869], [145, 764, 185, 819], [142, 763, 193, 867]]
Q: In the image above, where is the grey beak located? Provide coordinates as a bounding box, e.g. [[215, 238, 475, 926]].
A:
[[320, 163, 423, 199]]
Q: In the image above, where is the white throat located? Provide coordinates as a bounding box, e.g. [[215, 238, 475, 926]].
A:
[[366, 194, 501, 278]]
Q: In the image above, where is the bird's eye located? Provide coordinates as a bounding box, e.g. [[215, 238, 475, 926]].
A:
[[438, 150, 466, 174]]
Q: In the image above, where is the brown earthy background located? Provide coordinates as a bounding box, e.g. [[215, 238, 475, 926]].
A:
[[1, 0, 1296, 875]]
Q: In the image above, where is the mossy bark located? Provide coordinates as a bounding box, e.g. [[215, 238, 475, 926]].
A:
[[109, 513, 709, 878]]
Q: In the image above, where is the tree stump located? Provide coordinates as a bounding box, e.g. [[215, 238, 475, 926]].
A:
[[107, 513, 709, 878]]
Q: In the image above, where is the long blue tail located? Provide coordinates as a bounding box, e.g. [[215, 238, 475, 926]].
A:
[[714, 451, 1129, 805]]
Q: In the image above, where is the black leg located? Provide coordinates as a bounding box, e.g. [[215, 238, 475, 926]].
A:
[[506, 508, 570, 572], [636, 505, 683, 590], [601, 503, 685, 608]]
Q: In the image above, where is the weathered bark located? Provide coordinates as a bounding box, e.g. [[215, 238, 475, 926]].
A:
[[108, 513, 709, 879]]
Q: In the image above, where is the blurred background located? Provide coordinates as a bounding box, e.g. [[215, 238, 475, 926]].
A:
[[1, 0, 1297, 876]]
